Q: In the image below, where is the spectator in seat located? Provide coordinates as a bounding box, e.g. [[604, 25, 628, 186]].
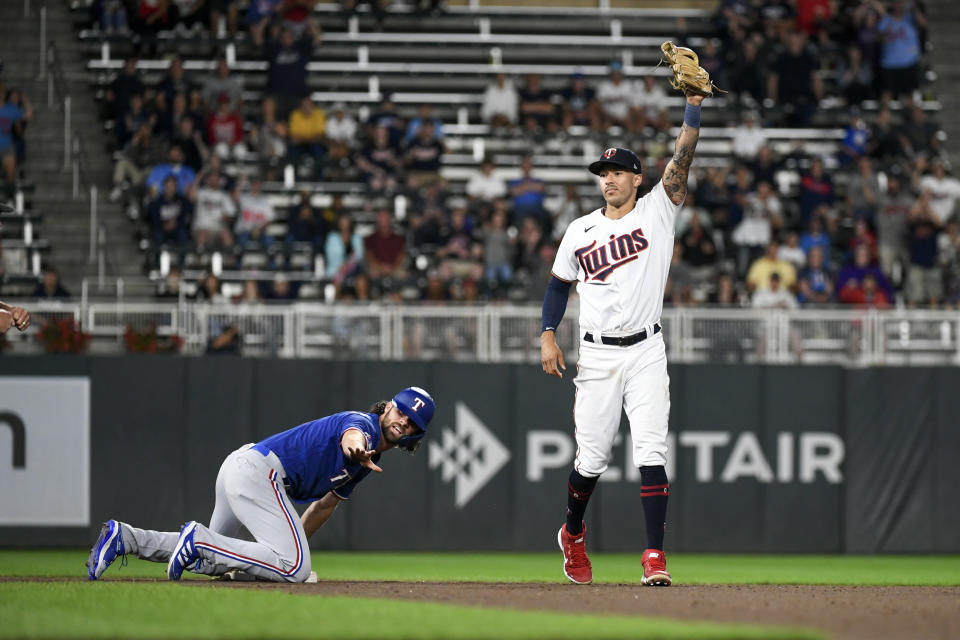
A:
[[876, 0, 924, 105], [366, 93, 405, 146], [596, 61, 634, 133], [918, 158, 960, 226], [403, 120, 444, 189], [146, 144, 197, 198], [364, 209, 406, 280], [868, 107, 906, 165], [247, 0, 283, 45], [285, 190, 328, 251], [3, 89, 32, 169], [767, 30, 823, 127], [0, 89, 29, 194], [436, 208, 483, 281], [848, 217, 878, 264], [876, 172, 913, 282], [235, 176, 277, 249], [133, 0, 172, 34], [797, 245, 834, 304], [480, 205, 514, 287], [518, 74, 558, 139], [836, 242, 894, 302], [260, 25, 319, 119], [148, 175, 191, 247], [94, 0, 130, 33], [799, 213, 833, 266], [839, 112, 871, 167], [482, 73, 518, 132], [206, 95, 246, 161], [324, 214, 364, 284], [202, 57, 243, 114], [170, 0, 207, 31], [325, 103, 357, 161], [287, 95, 326, 174], [751, 271, 798, 309], [905, 190, 942, 306], [733, 180, 783, 276], [409, 182, 448, 247], [190, 170, 236, 250], [405, 103, 444, 144], [116, 92, 153, 150], [900, 104, 941, 160], [730, 38, 766, 107], [679, 211, 718, 285], [837, 271, 891, 307], [357, 125, 402, 192], [32, 266, 71, 299], [798, 157, 834, 228], [732, 111, 766, 161], [249, 96, 288, 174], [155, 266, 183, 299], [508, 155, 548, 230], [104, 57, 144, 122], [939, 218, 960, 308], [171, 117, 207, 172], [548, 183, 585, 241], [838, 45, 874, 105], [236, 278, 263, 304], [632, 75, 670, 133], [749, 145, 781, 189], [560, 72, 600, 133], [846, 156, 882, 223], [158, 57, 195, 106], [747, 239, 797, 294], [778, 230, 807, 270], [265, 272, 298, 300], [466, 157, 507, 207], [159, 91, 200, 140], [110, 122, 167, 204], [208, 0, 240, 37]]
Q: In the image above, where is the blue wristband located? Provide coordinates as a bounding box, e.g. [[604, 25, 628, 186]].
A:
[[684, 103, 701, 129]]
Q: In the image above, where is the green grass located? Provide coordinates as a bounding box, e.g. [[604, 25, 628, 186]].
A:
[[2, 550, 959, 585], [0, 582, 818, 640], [2, 551, 958, 639]]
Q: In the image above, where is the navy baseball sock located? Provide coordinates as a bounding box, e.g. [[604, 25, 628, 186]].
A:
[[640, 466, 670, 551], [566, 470, 599, 535]]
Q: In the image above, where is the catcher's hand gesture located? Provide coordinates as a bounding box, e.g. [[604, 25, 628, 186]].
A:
[[346, 446, 383, 473], [541, 333, 566, 379]]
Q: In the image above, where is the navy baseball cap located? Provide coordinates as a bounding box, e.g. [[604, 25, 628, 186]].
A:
[[588, 147, 642, 176]]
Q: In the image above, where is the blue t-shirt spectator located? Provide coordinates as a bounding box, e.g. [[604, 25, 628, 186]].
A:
[[800, 230, 832, 266], [0, 103, 25, 152], [877, 13, 921, 69], [146, 163, 197, 195]]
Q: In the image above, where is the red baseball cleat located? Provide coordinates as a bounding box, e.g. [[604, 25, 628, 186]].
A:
[[557, 522, 592, 584], [641, 548, 672, 586]]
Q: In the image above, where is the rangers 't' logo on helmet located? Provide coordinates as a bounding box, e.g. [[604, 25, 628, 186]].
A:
[[603, 148, 617, 159]]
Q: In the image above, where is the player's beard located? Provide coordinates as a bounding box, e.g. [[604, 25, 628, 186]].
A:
[[604, 187, 637, 210]]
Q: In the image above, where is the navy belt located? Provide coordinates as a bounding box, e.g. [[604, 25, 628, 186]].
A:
[[584, 323, 661, 347]]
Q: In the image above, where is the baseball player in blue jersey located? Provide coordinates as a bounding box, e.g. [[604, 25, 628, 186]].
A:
[[86, 387, 435, 583]]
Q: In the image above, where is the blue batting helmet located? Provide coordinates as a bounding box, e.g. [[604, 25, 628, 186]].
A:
[[392, 386, 434, 452]]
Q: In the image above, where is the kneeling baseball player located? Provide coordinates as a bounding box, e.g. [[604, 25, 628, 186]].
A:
[[87, 387, 435, 583], [540, 43, 717, 586]]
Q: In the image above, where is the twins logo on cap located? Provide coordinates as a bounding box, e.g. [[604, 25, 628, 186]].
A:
[[604, 148, 617, 159]]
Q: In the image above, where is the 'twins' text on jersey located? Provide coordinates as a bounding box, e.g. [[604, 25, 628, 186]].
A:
[[551, 181, 683, 336]]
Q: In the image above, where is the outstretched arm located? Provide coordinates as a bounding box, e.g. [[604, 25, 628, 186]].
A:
[[662, 94, 704, 206]]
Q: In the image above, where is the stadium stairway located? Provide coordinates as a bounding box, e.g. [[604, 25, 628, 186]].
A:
[[927, 0, 960, 161], [0, 0, 146, 296]]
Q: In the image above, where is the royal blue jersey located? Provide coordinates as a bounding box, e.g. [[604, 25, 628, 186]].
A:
[[255, 411, 382, 502]]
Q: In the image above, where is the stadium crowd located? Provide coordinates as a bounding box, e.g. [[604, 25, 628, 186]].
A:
[[87, 0, 959, 309]]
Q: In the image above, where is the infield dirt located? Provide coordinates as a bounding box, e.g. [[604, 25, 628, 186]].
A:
[[199, 580, 960, 640]]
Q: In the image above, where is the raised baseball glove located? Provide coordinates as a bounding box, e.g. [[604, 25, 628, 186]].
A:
[[660, 41, 725, 97]]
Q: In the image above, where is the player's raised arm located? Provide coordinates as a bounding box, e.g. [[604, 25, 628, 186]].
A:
[[662, 94, 703, 206], [659, 41, 721, 206]]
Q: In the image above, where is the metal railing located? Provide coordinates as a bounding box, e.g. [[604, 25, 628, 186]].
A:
[[44, 31, 107, 280], [6, 302, 960, 366]]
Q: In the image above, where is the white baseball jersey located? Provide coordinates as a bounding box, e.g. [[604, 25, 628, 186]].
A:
[[551, 181, 683, 336]]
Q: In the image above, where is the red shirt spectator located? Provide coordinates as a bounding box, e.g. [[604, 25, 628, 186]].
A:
[[364, 210, 406, 278], [796, 0, 832, 35], [207, 99, 243, 146]]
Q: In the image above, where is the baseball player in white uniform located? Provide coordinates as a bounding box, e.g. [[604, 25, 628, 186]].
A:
[[540, 91, 705, 586]]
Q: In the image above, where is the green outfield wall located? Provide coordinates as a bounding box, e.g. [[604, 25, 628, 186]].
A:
[[1, 357, 958, 553]]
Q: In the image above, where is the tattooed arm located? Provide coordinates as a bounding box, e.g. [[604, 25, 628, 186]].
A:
[[662, 94, 704, 206]]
